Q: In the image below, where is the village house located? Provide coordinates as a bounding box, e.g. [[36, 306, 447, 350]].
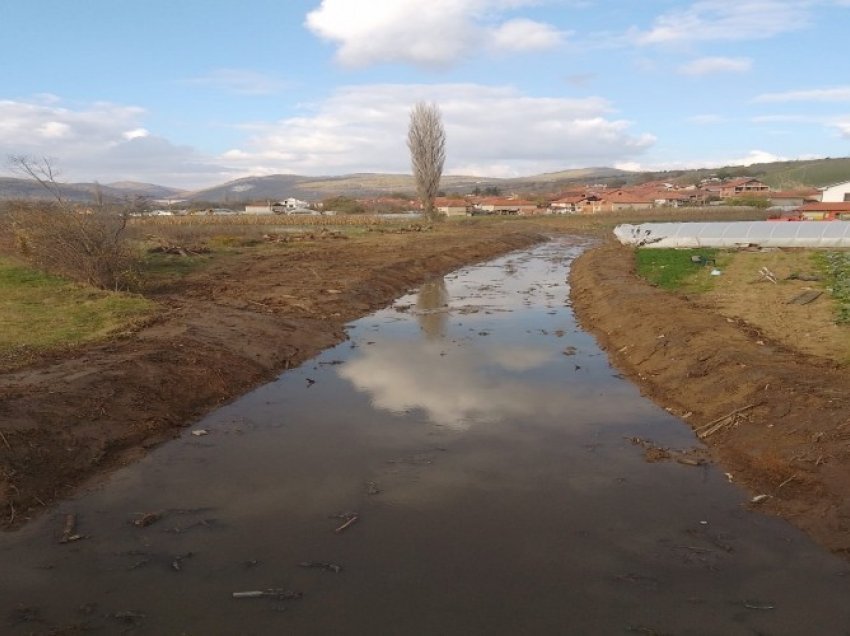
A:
[[276, 197, 310, 211], [650, 190, 694, 207], [818, 179, 850, 203], [602, 189, 656, 211], [549, 192, 603, 215], [768, 189, 821, 210], [473, 198, 540, 215], [435, 198, 471, 217], [798, 201, 850, 220], [719, 178, 771, 198], [244, 203, 275, 215], [244, 198, 312, 215]]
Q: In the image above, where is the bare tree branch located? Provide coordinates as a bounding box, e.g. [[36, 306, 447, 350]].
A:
[[8, 155, 68, 209]]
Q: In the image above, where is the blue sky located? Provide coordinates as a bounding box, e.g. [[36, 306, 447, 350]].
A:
[[1, 0, 849, 188]]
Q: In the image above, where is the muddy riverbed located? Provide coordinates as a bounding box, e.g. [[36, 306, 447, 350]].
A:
[[4, 239, 850, 635]]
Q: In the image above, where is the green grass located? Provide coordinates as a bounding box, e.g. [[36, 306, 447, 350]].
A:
[[635, 248, 721, 292], [140, 251, 214, 281], [813, 251, 850, 324], [0, 257, 156, 359]]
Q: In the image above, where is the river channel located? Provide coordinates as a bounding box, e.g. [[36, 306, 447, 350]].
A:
[[3, 238, 850, 635]]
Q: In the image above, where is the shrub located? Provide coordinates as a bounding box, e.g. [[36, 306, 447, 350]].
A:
[[725, 196, 771, 209], [3, 201, 141, 290]]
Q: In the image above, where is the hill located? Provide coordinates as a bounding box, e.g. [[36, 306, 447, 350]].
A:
[[0, 178, 185, 203], [106, 181, 186, 199], [637, 157, 850, 190], [2, 157, 849, 204], [181, 167, 631, 203]]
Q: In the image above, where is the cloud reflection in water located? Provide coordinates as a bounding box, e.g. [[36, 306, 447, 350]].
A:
[[338, 339, 572, 429]]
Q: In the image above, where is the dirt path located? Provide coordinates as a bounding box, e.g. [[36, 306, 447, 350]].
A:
[[0, 225, 544, 528], [571, 240, 850, 556]]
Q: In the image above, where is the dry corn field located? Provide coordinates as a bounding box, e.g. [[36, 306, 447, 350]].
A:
[[130, 214, 420, 228]]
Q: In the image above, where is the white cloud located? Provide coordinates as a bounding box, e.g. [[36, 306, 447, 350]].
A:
[[750, 114, 820, 123], [728, 149, 788, 165], [753, 86, 850, 103], [752, 113, 850, 141], [0, 98, 230, 187], [122, 128, 150, 140], [223, 83, 655, 177], [184, 68, 288, 96], [678, 56, 752, 75], [687, 114, 726, 124], [633, 1, 810, 45], [490, 18, 565, 51], [565, 72, 595, 87], [615, 150, 824, 173], [304, 0, 563, 68], [37, 121, 72, 139], [834, 122, 850, 138], [613, 161, 642, 172]]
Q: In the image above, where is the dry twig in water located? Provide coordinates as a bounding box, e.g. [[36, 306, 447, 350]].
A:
[[59, 513, 84, 543], [333, 513, 359, 534]]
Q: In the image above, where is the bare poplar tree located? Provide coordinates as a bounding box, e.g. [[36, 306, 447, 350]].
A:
[[407, 102, 446, 222]]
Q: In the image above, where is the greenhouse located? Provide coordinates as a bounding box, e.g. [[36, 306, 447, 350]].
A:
[[614, 221, 850, 249]]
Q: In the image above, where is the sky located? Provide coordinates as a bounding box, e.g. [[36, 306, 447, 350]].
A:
[[1, 0, 849, 189]]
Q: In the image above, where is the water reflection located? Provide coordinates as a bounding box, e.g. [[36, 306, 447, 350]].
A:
[[414, 277, 449, 339], [5, 239, 850, 635], [338, 339, 567, 428]]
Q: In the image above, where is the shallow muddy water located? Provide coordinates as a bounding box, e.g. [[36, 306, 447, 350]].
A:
[[4, 239, 850, 635]]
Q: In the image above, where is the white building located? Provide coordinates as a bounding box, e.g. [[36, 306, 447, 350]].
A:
[[276, 197, 309, 211], [244, 204, 275, 215], [245, 198, 311, 215], [819, 180, 850, 202]]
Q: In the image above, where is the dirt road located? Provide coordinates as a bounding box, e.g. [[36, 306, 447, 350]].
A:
[[571, 241, 850, 555]]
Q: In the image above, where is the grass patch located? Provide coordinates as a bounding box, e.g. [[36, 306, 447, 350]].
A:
[[140, 251, 214, 282], [0, 257, 156, 362], [636, 248, 721, 292], [813, 251, 850, 324]]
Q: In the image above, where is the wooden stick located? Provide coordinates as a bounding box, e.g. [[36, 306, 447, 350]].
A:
[[777, 474, 797, 490], [694, 404, 758, 436], [334, 514, 359, 534], [695, 404, 758, 432], [0, 431, 11, 451], [59, 513, 83, 543]]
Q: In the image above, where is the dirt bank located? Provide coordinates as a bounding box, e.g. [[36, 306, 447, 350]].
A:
[[571, 241, 850, 556], [0, 225, 544, 528]]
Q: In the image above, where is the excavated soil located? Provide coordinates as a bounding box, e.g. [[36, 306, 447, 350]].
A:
[[6, 217, 850, 561], [0, 224, 544, 528], [571, 241, 850, 556]]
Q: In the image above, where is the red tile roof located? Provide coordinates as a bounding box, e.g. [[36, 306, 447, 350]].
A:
[[435, 198, 469, 207], [800, 202, 850, 211]]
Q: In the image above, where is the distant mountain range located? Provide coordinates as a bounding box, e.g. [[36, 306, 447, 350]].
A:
[[0, 178, 185, 203], [2, 157, 850, 205], [178, 167, 629, 203]]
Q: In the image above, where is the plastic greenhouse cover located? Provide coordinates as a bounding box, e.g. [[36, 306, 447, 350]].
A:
[[614, 221, 850, 248]]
